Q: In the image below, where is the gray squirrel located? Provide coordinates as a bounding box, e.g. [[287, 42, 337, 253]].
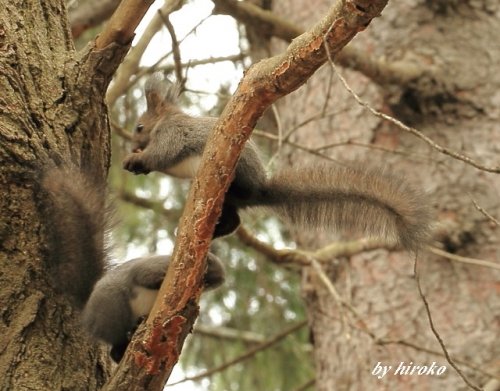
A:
[[40, 167, 225, 362], [123, 74, 432, 250], [82, 254, 224, 362]]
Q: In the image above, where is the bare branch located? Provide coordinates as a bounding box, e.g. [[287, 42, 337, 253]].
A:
[[427, 246, 500, 271], [158, 10, 184, 83], [150, 53, 246, 73], [413, 256, 482, 391], [237, 226, 392, 266], [325, 53, 500, 173], [106, 0, 185, 105], [118, 190, 180, 220], [471, 199, 500, 226], [95, 0, 156, 49], [194, 324, 265, 344], [105, 2, 389, 389], [110, 120, 132, 141], [166, 321, 307, 387], [113, 14, 238, 105]]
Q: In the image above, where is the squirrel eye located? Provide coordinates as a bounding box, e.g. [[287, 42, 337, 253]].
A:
[[136, 124, 144, 133]]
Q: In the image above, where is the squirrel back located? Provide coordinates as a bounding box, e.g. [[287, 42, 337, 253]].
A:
[[40, 167, 110, 307], [81, 253, 225, 362]]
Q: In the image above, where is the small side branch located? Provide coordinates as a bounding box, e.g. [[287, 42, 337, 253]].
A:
[[166, 321, 307, 387], [325, 53, 500, 173], [95, 0, 156, 48], [414, 256, 482, 391], [471, 199, 500, 226], [237, 226, 391, 266], [105, 0, 184, 105]]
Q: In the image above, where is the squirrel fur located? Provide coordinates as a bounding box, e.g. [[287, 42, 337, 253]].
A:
[[123, 74, 432, 251], [40, 167, 109, 307], [40, 167, 225, 362], [82, 253, 225, 362]]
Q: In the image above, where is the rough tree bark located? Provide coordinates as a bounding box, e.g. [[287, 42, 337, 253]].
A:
[[0, 0, 152, 389], [264, 1, 500, 390]]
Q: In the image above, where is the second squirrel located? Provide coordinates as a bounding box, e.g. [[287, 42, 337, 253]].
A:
[[41, 167, 225, 362], [82, 253, 225, 362]]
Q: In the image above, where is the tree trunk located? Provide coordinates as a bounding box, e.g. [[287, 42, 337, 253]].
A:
[[0, 1, 127, 389], [270, 1, 500, 390]]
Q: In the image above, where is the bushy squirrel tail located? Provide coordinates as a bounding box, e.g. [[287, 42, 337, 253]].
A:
[[40, 167, 111, 307], [257, 163, 432, 252]]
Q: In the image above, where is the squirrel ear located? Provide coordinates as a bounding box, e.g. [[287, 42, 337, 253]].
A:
[[144, 73, 181, 114], [144, 73, 166, 112], [145, 88, 164, 113]]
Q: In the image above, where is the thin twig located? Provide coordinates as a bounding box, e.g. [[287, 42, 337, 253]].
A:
[[253, 129, 342, 164], [255, 128, 443, 167], [471, 199, 500, 226], [151, 53, 246, 74], [376, 339, 499, 380], [158, 10, 184, 83], [266, 104, 284, 169], [413, 255, 482, 390], [105, 0, 184, 104], [166, 321, 307, 386], [194, 324, 265, 344], [310, 258, 350, 339], [428, 246, 500, 270], [323, 29, 500, 174], [321, 71, 335, 116], [281, 106, 353, 141], [119, 190, 180, 219], [110, 120, 132, 141]]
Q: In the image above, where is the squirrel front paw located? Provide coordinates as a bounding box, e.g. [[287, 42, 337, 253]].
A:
[[123, 153, 151, 175]]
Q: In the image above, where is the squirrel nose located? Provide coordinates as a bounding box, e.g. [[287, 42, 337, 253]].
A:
[[132, 147, 143, 153]]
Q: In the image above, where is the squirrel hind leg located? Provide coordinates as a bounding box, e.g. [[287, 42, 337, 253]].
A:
[[213, 202, 241, 238], [110, 342, 128, 363], [204, 253, 226, 290]]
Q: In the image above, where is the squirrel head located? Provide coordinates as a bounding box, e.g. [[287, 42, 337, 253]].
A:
[[131, 74, 183, 153]]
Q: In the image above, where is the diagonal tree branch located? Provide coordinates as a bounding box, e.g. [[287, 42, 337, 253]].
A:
[[104, 1, 389, 390], [95, 0, 155, 48], [105, 0, 185, 105]]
